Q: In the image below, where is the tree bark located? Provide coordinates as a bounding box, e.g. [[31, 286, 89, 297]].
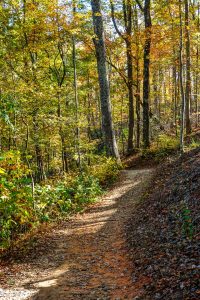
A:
[[124, 1, 134, 154], [33, 115, 46, 182], [72, 35, 81, 167], [134, 5, 141, 149], [143, 0, 151, 148], [195, 2, 199, 128], [173, 64, 178, 136], [179, 0, 186, 152], [184, 0, 192, 134], [136, 0, 151, 148], [91, 0, 120, 161], [195, 3, 200, 128], [72, 2, 81, 167], [110, 0, 134, 154], [136, 58, 141, 149]]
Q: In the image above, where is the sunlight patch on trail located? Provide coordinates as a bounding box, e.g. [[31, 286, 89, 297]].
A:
[[0, 288, 37, 300], [0, 168, 155, 300]]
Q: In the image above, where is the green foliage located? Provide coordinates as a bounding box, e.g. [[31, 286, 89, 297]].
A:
[[72, 174, 102, 206], [181, 207, 193, 240], [0, 152, 120, 249], [89, 156, 122, 185], [186, 138, 200, 150], [142, 134, 179, 161], [0, 151, 34, 248], [34, 173, 102, 219]]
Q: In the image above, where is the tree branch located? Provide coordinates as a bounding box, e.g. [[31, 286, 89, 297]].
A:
[[107, 57, 137, 88], [107, 58, 128, 86], [135, 0, 144, 12], [110, 0, 125, 40]]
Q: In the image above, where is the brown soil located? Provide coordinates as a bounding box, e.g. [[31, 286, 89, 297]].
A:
[[0, 168, 155, 300]]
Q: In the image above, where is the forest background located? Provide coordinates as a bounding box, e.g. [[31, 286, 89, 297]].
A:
[[0, 0, 199, 250]]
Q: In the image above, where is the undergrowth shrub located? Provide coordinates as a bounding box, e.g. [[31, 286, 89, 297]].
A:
[[34, 173, 102, 220], [0, 152, 119, 249], [0, 151, 34, 248], [142, 134, 179, 161], [186, 138, 200, 150], [88, 156, 122, 185], [72, 174, 102, 206]]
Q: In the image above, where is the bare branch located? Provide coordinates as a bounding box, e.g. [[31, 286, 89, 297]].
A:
[[107, 58, 128, 86], [110, 0, 125, 40], [135, 0, 144, 12], [107, 57, 137, 88]]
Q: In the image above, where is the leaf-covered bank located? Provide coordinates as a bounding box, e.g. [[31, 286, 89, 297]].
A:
[[127, 147, 200, 299]]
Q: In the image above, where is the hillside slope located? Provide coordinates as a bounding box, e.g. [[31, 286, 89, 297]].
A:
[[127, 148, 200, 299]]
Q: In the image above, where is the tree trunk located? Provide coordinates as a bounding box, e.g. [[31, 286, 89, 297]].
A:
[[126, 39, 134, 154], [134, 5, 141, 149], [57, 93, 69, 173], [184, 0, 192, 134], [136, 58, 141, 149], [125, 1, 134, 154], [153, 71, 159, 116], [143, 0, 151, 148], [195, 46, 199, 128], [110, 0, 134, 154], [33, 115, 46, 182], [173, 64, 178, 136], [195, 2, 200, 128], [91, 0, 120, 161], [179, 0, 186, 152], [72, 2, 81, 168]]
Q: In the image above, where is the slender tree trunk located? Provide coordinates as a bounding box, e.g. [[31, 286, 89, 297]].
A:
[[168, 1, 178, 135], [136, 58, 141, 149], [72, 2, 81, 167], [179, 0, 185, 152], [124, 1, 134, 154], [173, 64, 178, 135], [185, 0, 192, 134], [61, 137, 69, 173], [126, 37, 134, 154], [72, 35, 81, 167], [120, 96, 125, 155], [91, 0, 120, 161], [110, 0, 134, 154], [57, 93, 69, 173], [22, 117, 29, 151], [33, 115, 46, 182], [87, 72, 92, 166], [153, 71, 159, 116], [143, 0, 151, 148], [134, 5, 141, 149], [158, 67, 162, 121], [195, 2, 200, 127], [195, 47, 199, 128]]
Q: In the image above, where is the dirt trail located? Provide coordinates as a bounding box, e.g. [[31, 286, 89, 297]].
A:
[[0, 168, 155, 300]]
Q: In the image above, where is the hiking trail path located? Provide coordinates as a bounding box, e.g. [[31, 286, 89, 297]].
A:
[[0, 168, 155, 300]]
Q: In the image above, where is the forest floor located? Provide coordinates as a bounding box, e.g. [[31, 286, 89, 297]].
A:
[[0, 146, 199, 300], [127, 147, 200, 299], [0, 166, 155, 300]]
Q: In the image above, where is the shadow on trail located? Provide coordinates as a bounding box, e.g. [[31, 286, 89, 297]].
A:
[[24, 168, 154, 300], [6, 169, 154, 300]]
